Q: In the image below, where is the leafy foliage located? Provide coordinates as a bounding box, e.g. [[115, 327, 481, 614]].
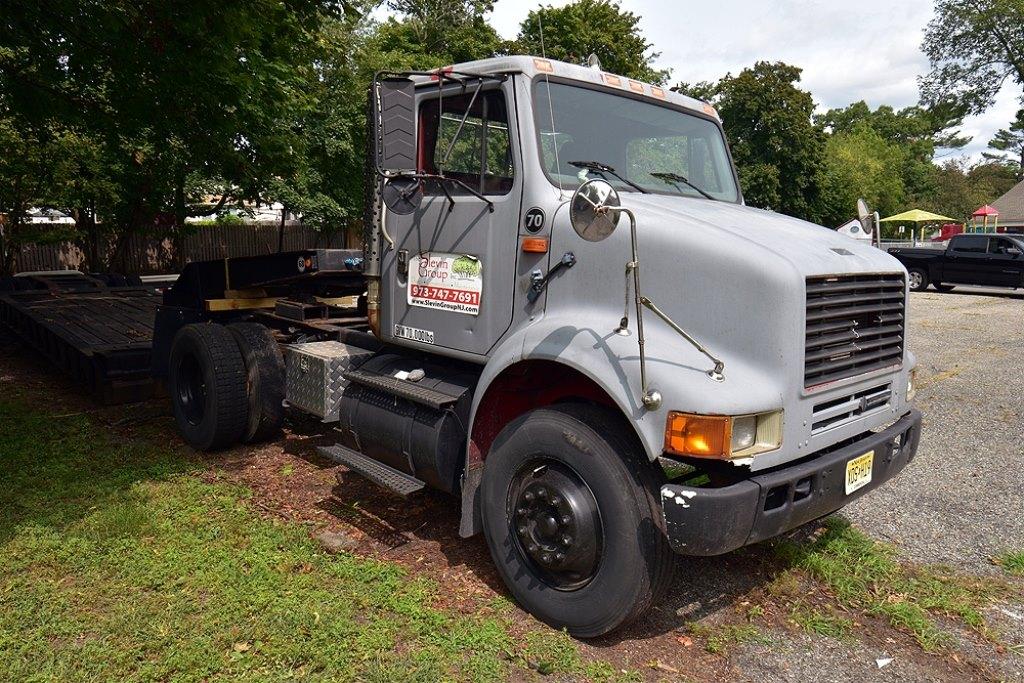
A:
[[688, 62, 827, 221], [920, 0, 1024, 115], [987, 108, 1024, 179], [517, 0, 669, 84]]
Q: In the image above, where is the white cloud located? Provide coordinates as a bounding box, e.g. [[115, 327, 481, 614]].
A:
[[481, 0, 1022, 162]]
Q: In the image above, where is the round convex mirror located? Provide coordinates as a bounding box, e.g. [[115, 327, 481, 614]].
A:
[[570, 179, 621, 242], [382, 175, 423, 215]]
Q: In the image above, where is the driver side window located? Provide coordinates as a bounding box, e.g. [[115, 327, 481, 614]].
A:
[[419, 90, 514, 195]]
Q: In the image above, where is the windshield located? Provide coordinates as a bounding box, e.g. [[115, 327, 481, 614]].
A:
[[533, 81, 740, 202]]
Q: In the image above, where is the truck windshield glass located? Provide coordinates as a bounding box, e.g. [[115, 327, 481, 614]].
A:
[[534, 81, 739, 202]]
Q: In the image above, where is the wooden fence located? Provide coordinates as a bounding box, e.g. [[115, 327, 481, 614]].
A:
[[13, 223, 363, 275]]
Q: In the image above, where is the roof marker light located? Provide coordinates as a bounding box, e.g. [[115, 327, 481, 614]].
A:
[[628, 80, 645, 93], [702, 103, 718, 118], [650, 86, 666, 98], [602, 73, 622, 87], [533, 58, 554, 73]]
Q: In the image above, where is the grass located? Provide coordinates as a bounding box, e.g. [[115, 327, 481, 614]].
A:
[[997, 551, 1024, 577], [0, 396, 617, 682], [789, 605, 853, 639], [774, 517, 1001, 651], [686, 622, 768, 655]]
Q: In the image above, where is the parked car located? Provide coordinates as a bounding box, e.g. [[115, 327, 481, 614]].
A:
[[888, 233, 1024, 291]]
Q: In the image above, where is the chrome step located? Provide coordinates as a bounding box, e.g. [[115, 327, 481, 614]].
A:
[[319, 444, 425, 497]]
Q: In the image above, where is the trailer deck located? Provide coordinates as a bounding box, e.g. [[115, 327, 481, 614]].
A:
[[0, 273, 160, 403]]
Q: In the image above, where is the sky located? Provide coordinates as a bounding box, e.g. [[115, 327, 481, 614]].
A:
[[473, 0, 1021, 162]]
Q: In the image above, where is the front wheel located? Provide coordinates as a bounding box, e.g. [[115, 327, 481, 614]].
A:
[[479, 404, 674, 638], [907, 268, 929, 292]]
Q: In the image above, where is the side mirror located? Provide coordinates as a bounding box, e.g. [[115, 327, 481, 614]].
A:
[[373, 77, 417, 172], [570, 179, 621, 242], [382, 176, 423, 215]]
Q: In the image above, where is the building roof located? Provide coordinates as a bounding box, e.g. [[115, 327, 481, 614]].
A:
[[991, 179, 1024, 225]]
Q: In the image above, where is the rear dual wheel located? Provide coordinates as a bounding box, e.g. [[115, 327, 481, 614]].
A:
[[168, 322, 284, 451], [480, 404, 675, 638]]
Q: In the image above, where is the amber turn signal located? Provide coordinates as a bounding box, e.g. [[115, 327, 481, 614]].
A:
[[664, 412, 731, 458], [521, 237, 549, 253]]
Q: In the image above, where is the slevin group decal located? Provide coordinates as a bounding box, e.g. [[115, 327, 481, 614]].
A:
[[407, 252, 482, 316]]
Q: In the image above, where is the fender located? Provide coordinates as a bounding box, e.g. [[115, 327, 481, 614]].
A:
[[456, 309, 784, 537]]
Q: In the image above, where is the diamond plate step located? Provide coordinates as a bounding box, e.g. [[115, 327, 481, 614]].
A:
[[319, 444, 425, 497], [342, 368, 458, 410]]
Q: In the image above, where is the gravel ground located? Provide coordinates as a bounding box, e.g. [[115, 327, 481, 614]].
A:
[[845, 286, 1024, 573]]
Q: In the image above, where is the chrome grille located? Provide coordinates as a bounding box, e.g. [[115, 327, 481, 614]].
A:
[[805, 274, 905, 388], [811, 382, 891, 433]]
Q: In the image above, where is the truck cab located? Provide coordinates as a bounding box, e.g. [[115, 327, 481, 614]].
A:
[[155, 55, 921, 638]]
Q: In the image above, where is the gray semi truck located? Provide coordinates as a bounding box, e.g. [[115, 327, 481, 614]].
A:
[[153, 55, 922, 637]]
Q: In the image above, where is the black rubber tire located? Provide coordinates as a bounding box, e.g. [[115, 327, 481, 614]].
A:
[[480, 403, 675, 638], [227, 322, 285, 444], [168, 323, 248, 451], [933, 282, 954, 292], [907, 268, 929, 292]]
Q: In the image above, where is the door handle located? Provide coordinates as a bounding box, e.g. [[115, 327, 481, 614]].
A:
[[527, 252, 576, 303]]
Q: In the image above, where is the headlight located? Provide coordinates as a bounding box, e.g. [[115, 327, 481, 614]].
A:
[[907, 367, 917, 402], [664, 410, 783, 460], [731, 416, 757, 452]]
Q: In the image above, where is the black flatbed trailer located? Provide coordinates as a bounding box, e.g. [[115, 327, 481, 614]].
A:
[[0, 272, 160, 403], [0, 251, 369, 404]]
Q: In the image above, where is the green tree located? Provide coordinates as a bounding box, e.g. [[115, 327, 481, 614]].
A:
[[927, 159, 1018, 222], [921, 0, 1024, 115], [1, 0, 349, 270], [516, 0, 669, 84], [688, 62, 827, 222], [372, 0, 507, 69], [986, 109, 1024, 179], [815, 100, 969, 210], [819, 125, 907, 228]]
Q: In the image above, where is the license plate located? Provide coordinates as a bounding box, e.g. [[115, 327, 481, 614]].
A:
[[845, 451, 874, 495]]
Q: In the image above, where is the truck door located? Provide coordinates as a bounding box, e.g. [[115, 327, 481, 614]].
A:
[[985, 237, 1024, 287], [380, 80, 521, 357], [943, 235, 989, 285]]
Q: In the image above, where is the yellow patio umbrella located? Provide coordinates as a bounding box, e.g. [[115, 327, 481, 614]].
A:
[[878, 209, 956, 244]]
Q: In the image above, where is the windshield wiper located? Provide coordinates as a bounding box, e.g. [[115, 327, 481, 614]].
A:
[[568, 160, 648, 194], [649, 171, 716, 201]]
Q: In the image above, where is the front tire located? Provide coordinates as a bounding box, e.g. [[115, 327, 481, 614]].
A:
[[907, 268, 929, 292], [479, 404, 674, 638], [168, 323, 248, 451]]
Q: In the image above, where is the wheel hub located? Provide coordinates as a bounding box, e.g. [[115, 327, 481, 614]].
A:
[[510, 460, 602, 589]]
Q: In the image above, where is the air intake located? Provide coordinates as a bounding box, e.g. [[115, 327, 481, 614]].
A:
[[804, 274, 905, 389]]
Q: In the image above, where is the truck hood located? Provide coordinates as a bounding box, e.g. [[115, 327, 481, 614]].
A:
[[623, 194, 901, 276]]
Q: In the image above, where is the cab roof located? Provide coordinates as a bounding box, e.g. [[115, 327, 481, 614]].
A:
[[415, 55, 719, 122]]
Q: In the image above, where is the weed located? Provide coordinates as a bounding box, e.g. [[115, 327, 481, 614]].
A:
[[997, 551, 1024, 577], [775, 516, 1001, 651]]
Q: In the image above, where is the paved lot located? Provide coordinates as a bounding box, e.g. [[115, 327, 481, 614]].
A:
[[846, 286, 1024, 573]]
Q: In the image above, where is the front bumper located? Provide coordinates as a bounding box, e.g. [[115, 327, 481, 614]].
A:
[[660, 409, 922, 556]]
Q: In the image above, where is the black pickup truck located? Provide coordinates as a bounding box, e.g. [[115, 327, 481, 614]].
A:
[[888, 233, 1024, 292]]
